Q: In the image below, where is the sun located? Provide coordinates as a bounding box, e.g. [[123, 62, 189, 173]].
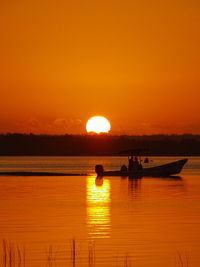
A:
[[86, 116, 111, 134]]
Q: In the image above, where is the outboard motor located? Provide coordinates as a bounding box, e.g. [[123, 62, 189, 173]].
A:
[[95, 164, 104, 176]]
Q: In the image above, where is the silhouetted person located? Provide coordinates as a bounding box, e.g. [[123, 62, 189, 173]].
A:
[[128, 156, 143, 172], [128, 156, 134, 171], [138, 162, 143, 170], [121, 164, 127, 172], [135, 156, 143, 170]]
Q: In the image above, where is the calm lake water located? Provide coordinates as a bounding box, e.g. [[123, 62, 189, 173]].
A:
[[0, 156, 199, 267]]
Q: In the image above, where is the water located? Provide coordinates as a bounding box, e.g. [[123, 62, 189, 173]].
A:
[[0, 156, 199, 266]]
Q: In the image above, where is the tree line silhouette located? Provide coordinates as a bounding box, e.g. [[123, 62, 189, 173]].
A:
[[0, 133, 200, 156]]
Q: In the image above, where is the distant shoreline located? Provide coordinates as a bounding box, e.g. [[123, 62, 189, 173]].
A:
[[0, 171, 88, 176], [0, 154, 200, 157], [0, 133, 200, 156]]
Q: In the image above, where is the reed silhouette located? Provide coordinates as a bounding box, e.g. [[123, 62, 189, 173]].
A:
[[1, 239, 190, 267], [2, 240, 25, 267], [176, 250, 190, 267]]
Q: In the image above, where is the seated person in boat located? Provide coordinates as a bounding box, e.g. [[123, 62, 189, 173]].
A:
[[120, 164, 128, 173]]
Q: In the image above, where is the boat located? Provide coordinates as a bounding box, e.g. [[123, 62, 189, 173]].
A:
[[95, 158, 188, 177]]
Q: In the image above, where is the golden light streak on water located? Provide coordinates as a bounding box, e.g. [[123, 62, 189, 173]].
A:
[[86, 176, 111, 239]]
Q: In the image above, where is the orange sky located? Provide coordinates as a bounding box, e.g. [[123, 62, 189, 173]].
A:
[[0, 0, 200, 135]]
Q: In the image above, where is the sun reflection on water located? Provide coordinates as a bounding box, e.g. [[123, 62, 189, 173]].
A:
[[86, 176, 111, 238]]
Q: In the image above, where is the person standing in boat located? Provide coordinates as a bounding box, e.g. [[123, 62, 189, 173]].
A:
[[135, 156, 139, 167], [136, 156, 143, 170], [133, 156, 139, 171], [128, 156, 143, 172], [128, 156, 134, 171]]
